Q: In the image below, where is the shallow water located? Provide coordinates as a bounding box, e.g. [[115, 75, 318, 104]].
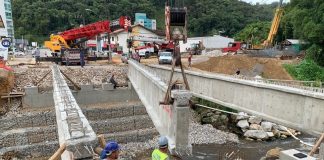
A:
[[183, 135, 316, 160]]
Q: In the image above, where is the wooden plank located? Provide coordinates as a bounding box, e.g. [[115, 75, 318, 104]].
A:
[[59, 69, 81, 90], [48, 143, 66, 160], [36, 70, 52, 86], [309, 133, 324, 156], [1, 95, 24, 98]]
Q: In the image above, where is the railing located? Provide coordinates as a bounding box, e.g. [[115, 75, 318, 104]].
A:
[[233, 75, 324, 94]]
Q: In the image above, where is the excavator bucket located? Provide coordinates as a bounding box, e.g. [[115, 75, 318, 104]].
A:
[[170, 8, 187, 26]]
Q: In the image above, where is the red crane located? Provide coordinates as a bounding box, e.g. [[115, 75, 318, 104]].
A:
[[44, 16, 131, 64]]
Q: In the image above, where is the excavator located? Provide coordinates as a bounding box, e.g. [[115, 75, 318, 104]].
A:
[[44, 16, 131, 64], [224, 0, 284, 54], [248, 0, 284, 50]]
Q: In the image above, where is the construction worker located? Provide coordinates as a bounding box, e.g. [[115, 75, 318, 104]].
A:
[[80, 47, 85, 68], [100, 141, 120, 160], [34, 48, 41, 65], [109, 74, 117, 89], [188, 53, 192, 68], [152, 136, 169, 160]]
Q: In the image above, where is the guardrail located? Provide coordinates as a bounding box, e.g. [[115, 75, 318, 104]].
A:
[[233, 75, 324, 94]]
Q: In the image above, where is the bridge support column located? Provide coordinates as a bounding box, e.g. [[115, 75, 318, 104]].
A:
[[171, 90, 192, 155]]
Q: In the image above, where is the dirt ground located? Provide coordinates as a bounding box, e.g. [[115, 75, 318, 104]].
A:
[[192, 55, 293, 80]]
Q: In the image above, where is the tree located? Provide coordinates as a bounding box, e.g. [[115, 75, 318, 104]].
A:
[[281, 0, 324, 66], [235, 21, 271, 45]]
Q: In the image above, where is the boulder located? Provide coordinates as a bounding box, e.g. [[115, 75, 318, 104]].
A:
[[237, 120, 249, 129], [261, 121, 273, 132], [202, 117, 214, 124], [272, 129, 281, 138], [244, 130, 269, 139], [266, 147, 283, 159], [266, 132, 274, 138], [236, 112, 249, 120], [273, 124, 287, 131], [249, 124, 262, 130], [219, 115, 229, 124], [248, 116, 262, 124], [280, 135, 287, 139]]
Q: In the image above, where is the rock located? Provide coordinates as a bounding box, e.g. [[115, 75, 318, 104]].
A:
[[249, 124, 262, 130], [280, 135, 287, 139], [237, 120, 249, 129], [273, 124, 287, 131], [202, 117, 214, 124], [248, 116, 262, 124], [245, 137, 254, 141], [266, 132, 274, 138], [219, 115, 229, 124], [236, 112, 249, 120], [266, 147, 283, 159], [261, 121, 273, 132], [244, 130, 269, 139], [211, 115, 220, 121], [272, 129, 281, 138], [242, 128, 248, 133], [280, 131, 291, 136], [206, 112, 214, 117]]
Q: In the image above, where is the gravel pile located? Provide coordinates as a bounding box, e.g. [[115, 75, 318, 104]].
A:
[[14, 67, 52, 92], [119, 137, 159, 159], [1, 98, 22, 117], [189, 123, 239, 144], [13, 65, 128, 92]]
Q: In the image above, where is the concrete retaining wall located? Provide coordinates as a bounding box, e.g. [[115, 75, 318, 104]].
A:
[[23, 83, 139, 108], [144, 64, 324, 136]]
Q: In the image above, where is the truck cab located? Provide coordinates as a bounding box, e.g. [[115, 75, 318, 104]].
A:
[[222, 42, 246, 53]]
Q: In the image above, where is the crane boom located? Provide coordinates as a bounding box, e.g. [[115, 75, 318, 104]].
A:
[[264, 0, 284, 47]]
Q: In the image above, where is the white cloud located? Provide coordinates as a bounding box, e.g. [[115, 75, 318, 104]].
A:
[[241, 0, 290, 4]]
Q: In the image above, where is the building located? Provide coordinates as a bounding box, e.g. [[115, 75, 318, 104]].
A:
[[180, 35, 234, 52], [108, 24, 164, 53], [0, 0, 9, 60], [0, 0, 8, 37], [134, 13, 157, 30], [3, 0, 14, 39]]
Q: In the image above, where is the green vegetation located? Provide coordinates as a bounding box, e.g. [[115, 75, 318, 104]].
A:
[[281, 0, 324, 67], [284, 59, 324, 82], [12, 0, 276, 43], [234, 21, 271, 45]]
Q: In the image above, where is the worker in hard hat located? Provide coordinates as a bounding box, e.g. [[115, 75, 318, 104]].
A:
[[100, 141, 120, 160], [152, 136, 169, 160]]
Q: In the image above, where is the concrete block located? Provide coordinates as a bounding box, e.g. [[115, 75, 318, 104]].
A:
[[102, 83, 114, 90], [24, 86, 38, 95], [171, 90, 192, 106], [279, 149, 316, 160], [80, 84, 93, 92]]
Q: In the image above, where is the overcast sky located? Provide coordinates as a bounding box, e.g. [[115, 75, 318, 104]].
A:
[[241, 0, 290, 4]]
